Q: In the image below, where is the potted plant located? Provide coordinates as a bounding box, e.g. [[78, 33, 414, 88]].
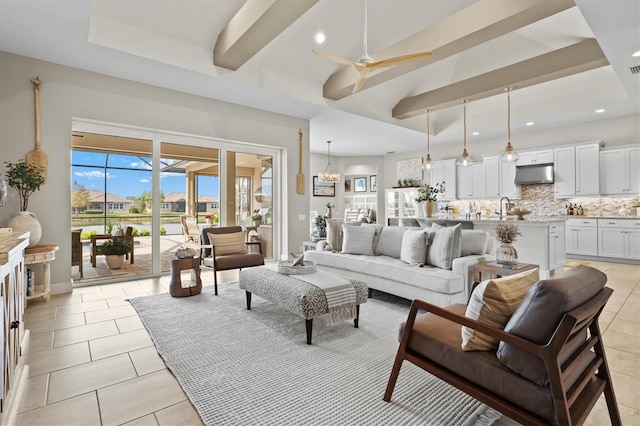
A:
[[415, 181, 445, 218], [494, 221, 522, 265], [205, 213, 214, 225], [4, 160, 46, 247], [325, 202, 335, 219], [251, 210, 262, 226], [315, 215, 327, 238], [98, 238, 131, 269]]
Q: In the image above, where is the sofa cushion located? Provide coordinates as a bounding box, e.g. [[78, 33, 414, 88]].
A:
[[497, 265, 607, 386], [400, 229, 429, 266], [461, 268, 540, 351], [460, 230, 489, 256], [326, 219, 360, 252], [426, 223, 461, 270], [406, 305, 555, 422], [374, 227, 407, 258], [361, 223, 384, 249], [207, 231, 246, 256], [344, 209, 360, 222], [341, 225, 375, 255]]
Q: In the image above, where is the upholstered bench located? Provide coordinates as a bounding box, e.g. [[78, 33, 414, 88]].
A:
[[239, 266, 368, 344]]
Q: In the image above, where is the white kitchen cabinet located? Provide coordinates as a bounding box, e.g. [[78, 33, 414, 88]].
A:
[[597, 219, 640, 260], [554, 146, 575, 197], [516, 149, 554, 166], [565, 218, 598, 256], [548, 222, 566, 272], [500, 160, 521, 199], [430, 159, 457, 200], [457, 163, 485, 199], [484, 156, 501, 198], [600, 146, 640, 195], [385, 188, 418, 225], [575, 143, 600, 195]]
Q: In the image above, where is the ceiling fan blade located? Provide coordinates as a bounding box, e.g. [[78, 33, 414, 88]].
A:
[[312, 50, 360, 67], [367, 51, 432, 68], [352, 69, 371, 94]]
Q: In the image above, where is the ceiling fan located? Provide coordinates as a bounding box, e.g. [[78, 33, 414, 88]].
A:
[[313, 0, 432, 94]]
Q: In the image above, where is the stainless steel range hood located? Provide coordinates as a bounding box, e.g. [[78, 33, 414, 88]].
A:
[[515, 163, 554, 185]]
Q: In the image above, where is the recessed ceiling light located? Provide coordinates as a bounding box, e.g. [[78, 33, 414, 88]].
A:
[[472, 131, 479, 136], [633, 50, 640, 57], [525, 122, 534, 126], [595, 108, 606, 113], [315, 32, 326, 44]]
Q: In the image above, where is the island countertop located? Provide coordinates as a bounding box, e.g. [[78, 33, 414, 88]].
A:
[[0, 231, 29, 265]]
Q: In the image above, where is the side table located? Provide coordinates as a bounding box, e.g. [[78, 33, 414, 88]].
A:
[[472, 262, 539, 293], [169, 257, 202, 297], [24, 244, 59, 305]]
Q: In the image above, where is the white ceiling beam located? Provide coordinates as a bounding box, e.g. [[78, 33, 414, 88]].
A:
[[214, 0, 318, 71], [322, 0, 575, 100], [393, 39, 608, 119]]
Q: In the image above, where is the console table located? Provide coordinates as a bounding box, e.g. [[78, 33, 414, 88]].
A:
[[24, 244, 59, 305]]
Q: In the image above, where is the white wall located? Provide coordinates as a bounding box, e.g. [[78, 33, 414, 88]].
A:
[[0, 52, 311, 291]]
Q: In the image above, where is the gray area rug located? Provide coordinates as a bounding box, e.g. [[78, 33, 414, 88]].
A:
[[130, 284, 502, 426]]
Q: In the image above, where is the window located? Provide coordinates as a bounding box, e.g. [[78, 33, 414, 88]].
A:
[[162, 203, 170, 209]]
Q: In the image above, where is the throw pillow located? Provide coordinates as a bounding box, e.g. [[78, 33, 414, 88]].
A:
[[426, 223, 462, 270], [461, 268, 540, 351], [460, 230, 489, 256], [207, 231, 246, 256], [341, 225, 376, 255], [326, 219, 344, 251], [344, 209, 360, 222], [400, 229, 429, 266], [374, 226, 407, 258], [361, 223, 384, 250], [496, 265, 607, 386]]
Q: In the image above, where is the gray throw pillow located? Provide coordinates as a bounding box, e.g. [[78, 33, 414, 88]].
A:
[[426, 223, 462, 270], [400, 229, 429, 266], [361, 223, 384, 250], [496, 265, 607, 386], [374, 226, 407, 258], [341, 225, 376, 255], [460, 230, 489, 256]]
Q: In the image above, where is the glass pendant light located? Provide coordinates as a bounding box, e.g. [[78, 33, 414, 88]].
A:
[[456, 100, 473, 167], [318, 140, 340, 183], [501, 88, 520, 162], [423, 109, 432, 170]]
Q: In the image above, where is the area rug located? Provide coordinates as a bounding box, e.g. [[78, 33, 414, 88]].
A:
[[130, 284, 502, 426]]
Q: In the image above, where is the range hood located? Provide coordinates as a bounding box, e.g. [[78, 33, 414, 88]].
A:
[[515, 163, 554, 185]]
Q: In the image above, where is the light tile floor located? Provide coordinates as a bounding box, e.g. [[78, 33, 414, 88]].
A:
[[18, 261, 640, 425]]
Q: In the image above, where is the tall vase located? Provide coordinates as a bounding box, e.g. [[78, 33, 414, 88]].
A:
[[426, 200, 435, 218], [326, 208, 332, 219], [496, 243, 518, 265], [7, 211, 42, 247]]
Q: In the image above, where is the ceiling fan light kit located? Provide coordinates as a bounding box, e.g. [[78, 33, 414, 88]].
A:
[[501, 88, 520, 162], [318, 140, 340, 183], [312, 0, 431, 94], [456, 100, 473, 167]]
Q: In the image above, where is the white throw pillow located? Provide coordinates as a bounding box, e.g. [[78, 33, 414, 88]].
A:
[[341, 225, 376, 255], [461, 268, 540, 351], [400, 229, 429, 266], [374, 226, 407, 258], [208, 232, 246, 256], [426, 223, 461, 270]]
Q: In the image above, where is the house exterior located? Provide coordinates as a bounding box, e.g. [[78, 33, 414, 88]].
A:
[[86, 190, 133, 214], [162, 192, 220, 213]]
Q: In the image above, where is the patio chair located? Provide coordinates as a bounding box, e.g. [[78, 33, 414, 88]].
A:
[[180, 215, 200, 244], [199, 226, 264, 295], [91, 226, 135, 267], [71, 229, 83, 278]]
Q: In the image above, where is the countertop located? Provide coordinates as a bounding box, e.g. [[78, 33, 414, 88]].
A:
[[0, 231, 30, 265]]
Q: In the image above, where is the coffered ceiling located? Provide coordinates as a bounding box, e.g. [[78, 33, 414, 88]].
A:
[[0, 0, 638, 156]]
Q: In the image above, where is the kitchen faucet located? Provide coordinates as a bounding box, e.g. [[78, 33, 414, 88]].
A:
[[499, 196, 511, 220]]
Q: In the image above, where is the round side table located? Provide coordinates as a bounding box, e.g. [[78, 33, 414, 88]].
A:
[[169, 257, 202, 297]]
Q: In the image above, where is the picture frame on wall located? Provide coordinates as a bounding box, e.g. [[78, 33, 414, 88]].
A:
[[313, 176, 335, 197], [354, 177, 367, 193], [370, 175, 377, 192], [344, 179, 351, 192]]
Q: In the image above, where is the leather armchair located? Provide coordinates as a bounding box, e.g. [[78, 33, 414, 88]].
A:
[[200, 226, 264, 295]]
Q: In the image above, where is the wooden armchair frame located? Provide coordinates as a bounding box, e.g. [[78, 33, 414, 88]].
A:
[[384, 288, 621, 426], [90, 226, 134, 267]]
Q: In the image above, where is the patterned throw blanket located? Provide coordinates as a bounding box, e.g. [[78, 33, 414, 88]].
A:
[[265, 265, 358, 322]]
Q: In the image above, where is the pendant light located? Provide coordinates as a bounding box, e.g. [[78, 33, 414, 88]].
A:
[[456, 100, 473, 167], [318, 140, 340, 183], [501, 88, 520, 162], [423, 109, 432, 170]]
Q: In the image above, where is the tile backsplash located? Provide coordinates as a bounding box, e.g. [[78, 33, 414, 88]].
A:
[[447, 184, 639, 218]]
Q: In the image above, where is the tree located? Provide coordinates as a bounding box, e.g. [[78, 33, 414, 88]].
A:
[[134, 191, 165, 213], [71, 180, 90, 215]]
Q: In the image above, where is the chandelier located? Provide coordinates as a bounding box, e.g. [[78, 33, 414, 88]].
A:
[[318, 140, 340, 183]]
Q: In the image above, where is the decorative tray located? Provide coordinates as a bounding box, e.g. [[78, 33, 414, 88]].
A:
[[278, 260, 317, 275], [507, 208, 532, 221]]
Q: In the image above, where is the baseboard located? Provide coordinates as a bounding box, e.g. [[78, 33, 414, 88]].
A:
[[51, 281, 73, 294]]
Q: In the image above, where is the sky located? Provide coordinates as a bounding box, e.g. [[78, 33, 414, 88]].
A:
[[71, 151, 219, 198]]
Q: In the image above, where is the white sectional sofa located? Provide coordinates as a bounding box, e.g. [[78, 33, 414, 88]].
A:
[[304, 223, 496, 306]]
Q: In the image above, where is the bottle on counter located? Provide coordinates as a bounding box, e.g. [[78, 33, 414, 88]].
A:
[[578, 205, 584, 215]]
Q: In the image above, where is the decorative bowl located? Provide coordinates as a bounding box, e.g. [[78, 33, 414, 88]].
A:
[[278, 260, 317, 275]]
